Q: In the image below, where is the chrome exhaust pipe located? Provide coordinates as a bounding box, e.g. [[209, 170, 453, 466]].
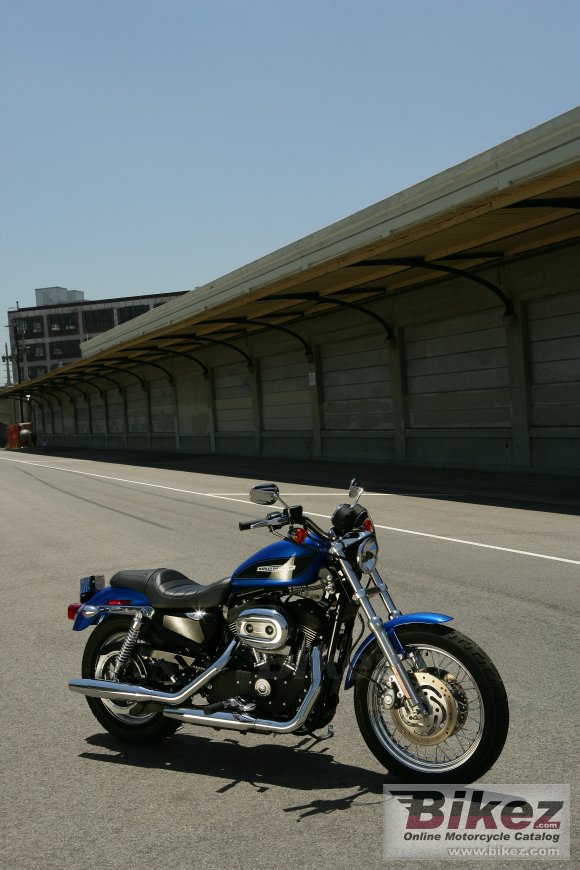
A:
[[163, 647, 322, 733], [68, 640, 237, 705]]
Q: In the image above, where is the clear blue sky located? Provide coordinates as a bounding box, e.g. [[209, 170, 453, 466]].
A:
[[1, 0, 579, 356]]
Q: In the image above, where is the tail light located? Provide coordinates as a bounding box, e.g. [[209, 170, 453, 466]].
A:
[[68, 603, 81, 620]]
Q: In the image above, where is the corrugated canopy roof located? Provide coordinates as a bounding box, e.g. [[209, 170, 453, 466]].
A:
[[4, 106, 580, 398]]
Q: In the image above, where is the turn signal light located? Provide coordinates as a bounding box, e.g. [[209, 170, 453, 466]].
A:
[[291, 528, 308, 544], [68, 603, 81, 620], [362, 518, 374, 532]]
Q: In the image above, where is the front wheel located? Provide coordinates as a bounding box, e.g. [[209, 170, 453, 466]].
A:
[[353, 625, 509, 782], [82, 617, 180, 743]]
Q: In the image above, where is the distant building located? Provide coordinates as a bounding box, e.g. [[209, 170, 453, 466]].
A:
[[7, 288, 185, 382], [35, 286, 85, 306]]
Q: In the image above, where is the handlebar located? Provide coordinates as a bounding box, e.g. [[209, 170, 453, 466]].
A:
[[238, 508, 331, 543], [238, 519, 258, 531], [239, 511, 287, 532]]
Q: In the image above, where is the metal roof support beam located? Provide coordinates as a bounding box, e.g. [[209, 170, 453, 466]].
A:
[[45, 384, 77, 402], [28, 390, 58, 434], [49, 379, 86, 399], [27, 387, 62, 406], [86, 375, 105, 403], [173, 335, 253, 371], [39, 384, 79, 434], [322, 295, 394, 341], [435, 252, 504, 261], [106, 357, 174, 385], [351, 258, 515, 320], [264, 292, 395, 343], [504, 198, 580, 209], [129, 346, 209, 379], [61, 381, 92, 400], [54, 372, 103, 402], [87, 363, 147, 390], [201, 318, 313, 361], [76, 373, 122, 393]]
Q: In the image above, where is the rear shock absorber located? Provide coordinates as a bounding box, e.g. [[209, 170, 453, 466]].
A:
[[111, 611, 144, 681]]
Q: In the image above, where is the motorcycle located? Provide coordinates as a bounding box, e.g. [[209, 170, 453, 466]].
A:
[[68, 480, 509, 782]]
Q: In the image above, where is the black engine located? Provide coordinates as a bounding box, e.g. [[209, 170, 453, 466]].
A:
[[205, 599, 328, 717]]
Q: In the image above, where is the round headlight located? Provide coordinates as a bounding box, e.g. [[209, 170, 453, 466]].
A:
[[357, 536, 378, 574]]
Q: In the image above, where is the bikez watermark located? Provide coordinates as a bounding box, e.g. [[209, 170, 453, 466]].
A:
[[383, 784, 570, 861]]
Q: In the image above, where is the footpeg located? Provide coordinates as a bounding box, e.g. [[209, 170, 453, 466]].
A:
[[202, 697, 256, 716], [229, 697, 257, 714]]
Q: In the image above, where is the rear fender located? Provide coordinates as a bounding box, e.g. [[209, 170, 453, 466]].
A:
[[72, 586, 151, 631], [344, 611, 453, 689]]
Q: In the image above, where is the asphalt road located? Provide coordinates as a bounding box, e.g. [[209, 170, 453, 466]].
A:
[[1, 451, 578, 870]]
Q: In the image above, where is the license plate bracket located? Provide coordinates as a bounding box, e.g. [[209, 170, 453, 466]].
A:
[[79, 574, 105, 603]]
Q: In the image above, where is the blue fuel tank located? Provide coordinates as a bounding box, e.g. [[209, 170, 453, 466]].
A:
[[231, 536, 329, 590]]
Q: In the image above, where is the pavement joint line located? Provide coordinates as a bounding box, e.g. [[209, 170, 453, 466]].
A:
[[1, 455, 579, 566]]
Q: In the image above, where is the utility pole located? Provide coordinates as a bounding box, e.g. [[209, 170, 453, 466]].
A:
[[2, 343, 12, 385], [3, 312, 26, 421]]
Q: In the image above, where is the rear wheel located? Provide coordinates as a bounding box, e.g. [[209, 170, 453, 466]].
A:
[[353, 625, 509, 782], [82, 617, 180, 743]]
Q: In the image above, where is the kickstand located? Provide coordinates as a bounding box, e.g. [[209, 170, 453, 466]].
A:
[[304, 724, 334, 744]]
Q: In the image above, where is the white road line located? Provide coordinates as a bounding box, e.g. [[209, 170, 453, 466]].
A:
[[367, 523, 580, 565], [1, 455, 579, 566], [185, 492, 347, 498]]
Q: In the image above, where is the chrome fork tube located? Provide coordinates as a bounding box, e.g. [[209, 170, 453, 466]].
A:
[[333, 548, 426, 712], [370, 568, 401, 618]]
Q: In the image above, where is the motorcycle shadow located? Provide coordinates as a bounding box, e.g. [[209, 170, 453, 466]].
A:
[[81, 731, 393, 819]]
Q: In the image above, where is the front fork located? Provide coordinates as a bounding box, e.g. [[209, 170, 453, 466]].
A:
[[334, 549, 428, 715]]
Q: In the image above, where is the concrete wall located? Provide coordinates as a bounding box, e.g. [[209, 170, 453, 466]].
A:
[[33, 242, 580, 474]]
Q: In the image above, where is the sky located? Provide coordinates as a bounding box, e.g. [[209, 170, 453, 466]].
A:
[[1, 0, 579, 357]]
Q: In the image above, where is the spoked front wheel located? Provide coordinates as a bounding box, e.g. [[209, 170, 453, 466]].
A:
[[353, 625, 509, 782]]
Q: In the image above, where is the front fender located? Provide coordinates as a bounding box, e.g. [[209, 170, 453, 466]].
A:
[[344, 611, 453, 689], [72, 586, 151, 631]]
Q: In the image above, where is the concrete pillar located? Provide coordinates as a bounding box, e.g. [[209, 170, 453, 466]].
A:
[[208, 368, 217, 453], [505, 299, 532, 469], [172, 380, 181, 450], [70, 397, 79, 440], [250, 360, 262, 455], [101, 390, 109, 446], [144, 382, 152, 450], [121, 387, 129, 448], [86, 392, 94, 441], [39, 401, 46, 436], [30, 402, 38, 438], [308, 346, 323, 460], [388, 328, 408, 462]]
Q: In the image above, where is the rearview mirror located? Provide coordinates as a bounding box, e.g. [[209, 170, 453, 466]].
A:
[[249, 482, 280, 506], [349, 478, 364, 505]]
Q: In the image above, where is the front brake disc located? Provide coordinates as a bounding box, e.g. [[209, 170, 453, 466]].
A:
[[390, 671, 458, 746]]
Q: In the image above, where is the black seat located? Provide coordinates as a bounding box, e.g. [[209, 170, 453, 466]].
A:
[[110, 568, 231, 610]]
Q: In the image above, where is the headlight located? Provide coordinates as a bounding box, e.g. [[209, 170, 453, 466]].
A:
[[357, 536, 378, 574]]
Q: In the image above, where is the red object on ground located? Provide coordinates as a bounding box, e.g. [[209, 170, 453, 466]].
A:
[[7, 424, 20, 449]]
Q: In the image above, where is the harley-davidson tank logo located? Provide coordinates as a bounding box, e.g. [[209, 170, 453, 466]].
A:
[[257, 565, 296, 573], [235, 555, 312, 582]]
